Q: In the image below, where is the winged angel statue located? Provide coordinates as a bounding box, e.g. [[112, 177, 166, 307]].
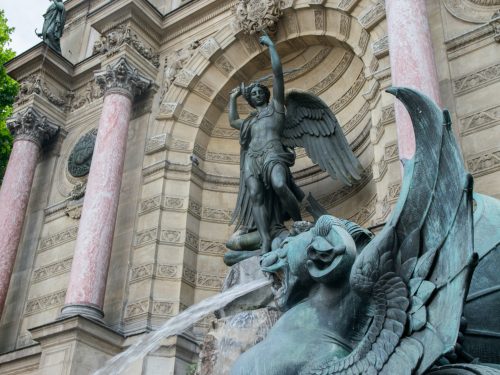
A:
[[230, 86, 500, 375], [228, 35, 362, 254]]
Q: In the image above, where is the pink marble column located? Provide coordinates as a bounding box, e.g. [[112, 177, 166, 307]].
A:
[[61, 58, 150, 320], [385, 0, 442, 160], [0, 108, 59, 317]]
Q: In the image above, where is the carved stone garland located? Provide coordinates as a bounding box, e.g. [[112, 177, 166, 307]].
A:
[[233, 0, 283, 34]]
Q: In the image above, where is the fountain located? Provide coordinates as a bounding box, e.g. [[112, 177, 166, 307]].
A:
[[92, 278, 270, 375]]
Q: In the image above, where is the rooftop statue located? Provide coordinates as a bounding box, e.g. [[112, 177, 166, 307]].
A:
[[36, 0, 66, 54], [228, 34, 362, 255], [231, 88, 500, 375]]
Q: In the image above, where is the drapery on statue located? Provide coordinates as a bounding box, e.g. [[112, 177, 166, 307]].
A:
[[228, 34, 363, 254], [36, 0, 66, 54]]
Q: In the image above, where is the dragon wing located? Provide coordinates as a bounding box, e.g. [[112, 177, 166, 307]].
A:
[[302, 87, 476, 375], [283, 90, 363, 186]]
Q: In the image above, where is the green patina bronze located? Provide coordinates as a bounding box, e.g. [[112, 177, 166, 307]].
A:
[[67, 128, 97, 178], [36, 0, 66, 54], [231, 88, 500, 375], [227, 34, 362, 256]]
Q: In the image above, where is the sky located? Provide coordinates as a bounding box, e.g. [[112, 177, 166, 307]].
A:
[[2, 1, 51, 54]]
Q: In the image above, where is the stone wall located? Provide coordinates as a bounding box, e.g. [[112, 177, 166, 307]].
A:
[[0, 0, 498, 374]]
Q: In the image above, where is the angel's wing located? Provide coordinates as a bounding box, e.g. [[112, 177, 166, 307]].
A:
[[283, 90, 363, 186], [302, 87, 476, 375]]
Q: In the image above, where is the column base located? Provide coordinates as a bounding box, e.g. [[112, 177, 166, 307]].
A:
[[59, 304, 104, 322]]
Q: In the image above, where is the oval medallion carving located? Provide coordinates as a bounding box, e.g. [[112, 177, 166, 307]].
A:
[[67, 128, 98, 177]]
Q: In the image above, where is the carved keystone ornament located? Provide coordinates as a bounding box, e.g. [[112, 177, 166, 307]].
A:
[[94, 57, 151, 99], [234, 0, 283, 34]]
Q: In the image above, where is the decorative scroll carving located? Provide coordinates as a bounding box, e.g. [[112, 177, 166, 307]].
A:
[[259, 47, 332, 88], [330, 71, 366, 113], [200, 119, 216, 135], [157, 264, 180, 279], [139, 195, 161, 214], [95, 57, 151, 99], [211, 127, 240, 139], [15, 74, 66, 108], [174, 69, 196, 88], [379, 182, 402, 220], [194, 80, 215, 99], [384, 141, 399, 162], [348, 195, 377, 225], [381, 104, 396, 124], [443, 0, 500, 24], [358, 1, 385, 29], [159, 40, 200, 103], [314, 9, 325, 30], [152, 301, 174, 316], [33, 258, 73, 283], [178, 109, 199, 125], [340, 13, 351, 38], [453, 62, 500, 95], [371, 120, 385, 145], [164, 196, 185, 210], [372, 35, 389, 58], [144, 133, 190, 155], [185, 230, 200, 251], [233, 0, 283, 34], [283, 9, 299, 35], [202, 207, 233, 223], [39, 226, 79, 252], [466, 147, 500, 176], [25, 290, 66, 316], [130, 264, 154, 283], [67, 129, 97, 178], [134, 228, 158, 247], [343, 101, 370, 135], [214, 55, 235, 76], [309, 52, 354, 96], [358, 29, 370, 54], [125, 298, 149, 319], [369, 56, 379, 73], [183, 266, 197, 285], [206, 151, 240, 164], [196, 272, 225, 291], [188, 199, 202, 218], [160, 230, 182, 244], [460, 104, 500, 135], [93, 24, 159, 67], [7, 107, 59, 147], [338, 0, 360, 11], [68, 81, 104, 112], [199, 37, 220, 59], [199, 239, 227, 256]]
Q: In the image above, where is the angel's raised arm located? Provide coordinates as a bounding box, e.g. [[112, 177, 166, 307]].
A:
[[229, 85, 244, 130], [259, 35, 284, 107]]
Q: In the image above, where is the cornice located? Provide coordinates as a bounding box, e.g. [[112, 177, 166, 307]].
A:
[[445, 21, 498, 60], [5, 43, 74, 84], [162, 0, 238, 43], [88, 0, 163, 44]]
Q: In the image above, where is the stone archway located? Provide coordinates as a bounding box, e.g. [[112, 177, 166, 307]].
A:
[[161, 3, 387, 222]]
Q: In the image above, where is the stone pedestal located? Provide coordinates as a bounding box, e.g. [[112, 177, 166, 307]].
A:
[[29, 316, 122, 375], [196, 257, 279, 375], [61, 58, 151, 320], [385, 0, 441, 160], [0, 108, 58, 318]]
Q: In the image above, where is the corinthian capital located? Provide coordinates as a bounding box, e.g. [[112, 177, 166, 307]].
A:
[[95, 57, 152, 99], [7, 107, 60, 148]]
